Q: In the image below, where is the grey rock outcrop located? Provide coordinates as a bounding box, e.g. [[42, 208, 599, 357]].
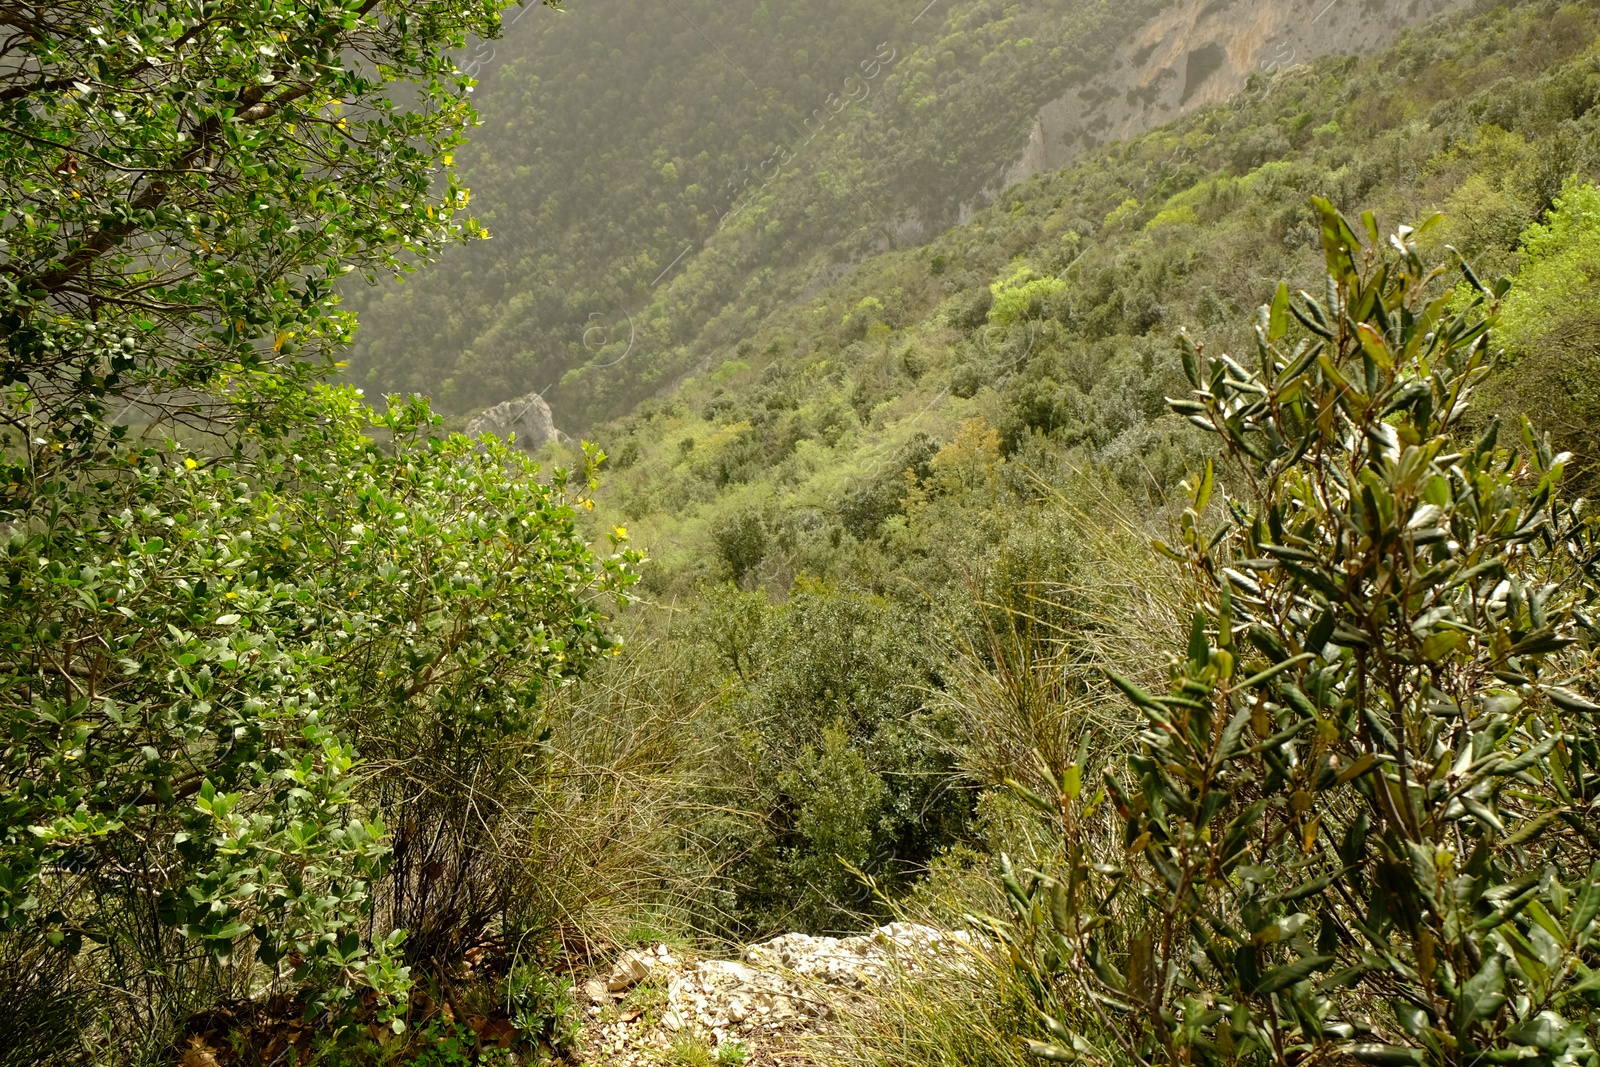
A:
[[997, 0, 1471, 192], [465, 392, 564, 452]]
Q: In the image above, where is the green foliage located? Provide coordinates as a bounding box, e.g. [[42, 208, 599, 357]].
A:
[[0, 0, 543, 447], [1487, 178, 1600, 491], [987, 203, 1600, 1067], [1501, 178, 1600, 348], [0, 384, 637, 1057], [0, 2, 666, 1063], [989, 266, 1067, 329], [693, 584, 970, 935], [781, 723, 890, 912], [588, 0, 1600, 606], [712, 508, 771, 585], [837, 433, 938, 541], [501, 960, 581, 1055], [503, 0, 1600, 949], [408, 1018, 480, 1067]]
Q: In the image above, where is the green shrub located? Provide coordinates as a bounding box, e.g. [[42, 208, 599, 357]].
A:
[[838, 434, 939, 541], [0, 0, 508, 443], [694, 585, 972, 935], [988, 200, 1600, 1067], [990, 266, 1068, 328], [712, 509, 771, 584], [1487, 179, 1600, 492], [501, 961, 581, 1056], [0, 385, 638, 1059]]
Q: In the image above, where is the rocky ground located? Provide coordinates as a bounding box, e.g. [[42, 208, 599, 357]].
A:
[[575, 924, 973, 1067]]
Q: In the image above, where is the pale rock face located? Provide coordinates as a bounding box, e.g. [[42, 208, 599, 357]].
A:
[[465, 392, 564, 452], [606, 950, 654, 992], [581, 923, 975, 1064], [997, 0, 1472, 191]]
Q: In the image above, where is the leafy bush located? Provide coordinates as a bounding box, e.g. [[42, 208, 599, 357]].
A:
[[990, 266, 1068, 328], [838, 434, 938, 541], [712, 509, 772, 585], [1487, 179, 1600, 492], [988, 200, 1600, 1067], [0, 0, 517, 442], [501, 961, 581, 1056], [0, 2, 661, 1062], [694, 585, 971, 935], [0, 384, 637, 1058]]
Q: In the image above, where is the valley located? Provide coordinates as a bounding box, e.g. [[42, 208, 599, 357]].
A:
[[3, 1, 1598, 1065]]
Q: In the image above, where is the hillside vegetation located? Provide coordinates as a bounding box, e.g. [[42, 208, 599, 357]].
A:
[[3, 0, 1599, 1065], [540, 0, 1600, 939], [340, 0, 1187, 426], [341, 0, 1488, 435], [586, 0, 1600, 589]]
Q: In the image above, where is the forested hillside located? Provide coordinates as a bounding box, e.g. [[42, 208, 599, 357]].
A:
[[544, 0, 1600, 939], [340, 0, 1466, 432], [340, 0, 1164, 426], [5, 0, 1599, 1064], [584, 0, 1600, 596]]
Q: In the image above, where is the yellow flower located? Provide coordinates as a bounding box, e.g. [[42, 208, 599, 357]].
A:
[[184, 458, 198, 470], [583, 499, 594, 511]]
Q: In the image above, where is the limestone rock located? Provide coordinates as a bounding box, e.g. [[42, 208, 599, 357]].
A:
[[998, 0, 1469, 194], [579, 925, 977, 1065], [607, 950, 653, 992], [465, 392, 564, 452]]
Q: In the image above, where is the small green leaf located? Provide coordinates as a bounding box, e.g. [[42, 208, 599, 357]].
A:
[[1462, 955, 1507, 1023], [1421, 631, 1461, 662], [1350, 1044, 1424, 1066], [1571, 861, 1600, 943], [1268, 283, 1291, 342], [1360, 210, 1381, 245], [1025, 1040, 1079, 1062], [1188, 611, 1209, 668], [1237, 652, 1316, 690], [1307, 610, 1336, 652], [1008, 779, 1057, 816], [1253, 954, 1335, 994], [1106, 671, 1170, 713], [1357, 323, 1393, 371], [1549, 688, 1600, 714]]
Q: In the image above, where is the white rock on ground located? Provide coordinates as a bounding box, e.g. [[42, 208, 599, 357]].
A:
[[580, 923, 973, 1065], [606, 950, 654, 992]]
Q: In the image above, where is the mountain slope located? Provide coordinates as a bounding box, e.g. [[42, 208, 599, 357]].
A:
[[584, 0, 1597, 594], [341, 0, 1471, 434], [549, 0, 1600, 935], [341, 0, 1155, 423]]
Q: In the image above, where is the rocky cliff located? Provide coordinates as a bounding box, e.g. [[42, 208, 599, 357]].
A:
[[997, 0, 1472, 191], [465, 392, 566, 453]]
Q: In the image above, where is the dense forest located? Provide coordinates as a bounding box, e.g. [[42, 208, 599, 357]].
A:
[[2, 1, 1598, 1066]]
